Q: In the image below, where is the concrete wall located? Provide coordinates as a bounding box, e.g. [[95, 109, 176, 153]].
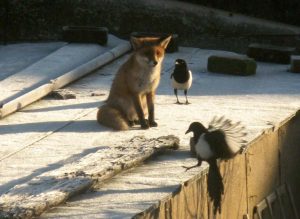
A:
[[136, 111, 300, 219]]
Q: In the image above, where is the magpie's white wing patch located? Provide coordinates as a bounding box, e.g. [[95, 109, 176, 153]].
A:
[[188, 70, 193, 87], [208, 116, 247, 154]]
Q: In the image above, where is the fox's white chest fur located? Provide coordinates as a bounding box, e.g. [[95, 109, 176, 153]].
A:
[[135, 65, 161, 93]]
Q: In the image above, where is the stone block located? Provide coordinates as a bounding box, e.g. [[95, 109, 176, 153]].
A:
[[207, 55, 257, 76], [62, 26, 108, 45], [290, 56, 300, 73]]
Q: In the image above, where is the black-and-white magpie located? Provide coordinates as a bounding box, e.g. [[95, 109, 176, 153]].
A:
[[183, 116, 247, 214], [170, 59, 192, 104]]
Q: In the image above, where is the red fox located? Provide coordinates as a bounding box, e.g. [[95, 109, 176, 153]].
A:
[[97, 36, 171, 130]]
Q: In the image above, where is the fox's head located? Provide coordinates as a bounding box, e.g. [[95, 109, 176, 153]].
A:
[[131, 36, 172, 68]]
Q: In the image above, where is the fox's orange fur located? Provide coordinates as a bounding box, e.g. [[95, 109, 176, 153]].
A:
[[97, 36, 171, 130]]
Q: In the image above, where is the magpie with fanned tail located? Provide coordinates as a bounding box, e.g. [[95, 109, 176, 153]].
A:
[[183, 116, 247, 214], [170, 59, 192, 104]]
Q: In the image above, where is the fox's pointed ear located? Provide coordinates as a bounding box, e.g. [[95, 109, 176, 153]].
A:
[[159, 35, 172, 49], [131, 37, 143, 50]]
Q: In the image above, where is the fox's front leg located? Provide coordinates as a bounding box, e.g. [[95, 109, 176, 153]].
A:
[[146, 91, 157, 127], [132, 93, 149, 129]]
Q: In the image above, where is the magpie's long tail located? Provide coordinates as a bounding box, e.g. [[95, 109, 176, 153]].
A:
[[207, 159, 224, 214]]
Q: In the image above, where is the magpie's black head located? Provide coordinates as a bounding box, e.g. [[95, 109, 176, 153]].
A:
[[185, 122, 207, 136], [175, 59, 187, 68]]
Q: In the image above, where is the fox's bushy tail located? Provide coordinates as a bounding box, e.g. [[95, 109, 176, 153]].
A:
[[97, 105, 129, 131]]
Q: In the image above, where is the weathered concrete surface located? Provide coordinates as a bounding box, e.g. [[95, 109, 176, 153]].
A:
[[0, 45, 300, 218], [0, 136, 179, 219], [41, 149, 208, 219], [0, 42, 66, 81]]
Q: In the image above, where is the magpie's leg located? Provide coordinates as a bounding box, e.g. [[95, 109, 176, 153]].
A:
[[182, 159, 202, 171], [184, 89, 190, 104], [174, 89, 181, 104]]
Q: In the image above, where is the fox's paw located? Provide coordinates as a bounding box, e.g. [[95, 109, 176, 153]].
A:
[[149, 120, 158, 127], [140, 120, 150, 129], [141, 123, 150, 129], [128, 121, 135, 127]]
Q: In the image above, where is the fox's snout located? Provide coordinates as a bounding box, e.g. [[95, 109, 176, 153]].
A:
[[149, 59, 158, 67]]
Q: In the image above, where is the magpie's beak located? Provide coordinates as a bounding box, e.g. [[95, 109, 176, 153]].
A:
[[185, 129, 191, 134]]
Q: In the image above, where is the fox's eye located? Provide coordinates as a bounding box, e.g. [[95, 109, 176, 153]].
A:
[[156, 50, 161, 56]]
